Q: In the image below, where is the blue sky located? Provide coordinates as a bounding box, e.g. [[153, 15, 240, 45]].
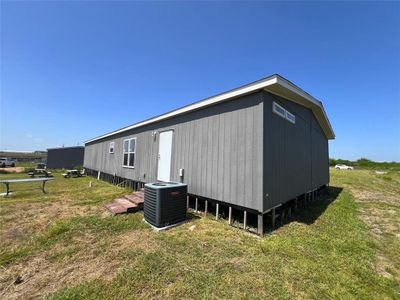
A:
[[1, 2, 399, 161]]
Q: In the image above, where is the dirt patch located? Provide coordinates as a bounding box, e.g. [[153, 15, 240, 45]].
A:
[[361, 207, 399, 239], [0, 230, 159, 299], [0, 199, 101, 249], [111, 231, 160, 252], [351, 189, 399, 206], [352, 189, 400, 238], [0, 251, 121, 299], [375, 254, 395, 279], [0, 167, 25, 173], [347, 187, 400, 281]]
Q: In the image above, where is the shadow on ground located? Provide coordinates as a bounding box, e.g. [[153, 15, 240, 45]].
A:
[[183, 186, 343, 235], [186, 212, 201, 221], [259, 186, 344, 234], [293, 186, 343, 225]]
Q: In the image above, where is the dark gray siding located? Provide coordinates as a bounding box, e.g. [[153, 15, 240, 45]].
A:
[[311, 122, 330, 189], [263, 91, 329, 212], [47, 147, 84, 169], [84, 92, 264, 212]]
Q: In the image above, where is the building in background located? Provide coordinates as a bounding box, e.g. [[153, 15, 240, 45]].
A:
[[47, 146, 84, 169], [0, 150, 47, 163]]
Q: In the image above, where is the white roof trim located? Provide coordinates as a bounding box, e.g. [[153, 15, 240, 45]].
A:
[[85, 75, 334, 144], [271, 76, 334, 138]]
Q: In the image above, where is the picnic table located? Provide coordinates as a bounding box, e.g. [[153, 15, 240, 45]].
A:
[[28, 168, 52, 178], [63, 169, 83, 178], [0, 178, 54, 197]]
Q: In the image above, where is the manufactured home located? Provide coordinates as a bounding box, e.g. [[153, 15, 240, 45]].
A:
[[47, 146, 84, 169], [84, 74, 335, 235]]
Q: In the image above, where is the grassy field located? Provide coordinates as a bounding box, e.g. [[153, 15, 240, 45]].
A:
[[0, 169, 399, 299], [13, 162, 38, 169]]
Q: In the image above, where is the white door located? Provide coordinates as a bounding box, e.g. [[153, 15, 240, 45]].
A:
[[157, 130, 173, 182]]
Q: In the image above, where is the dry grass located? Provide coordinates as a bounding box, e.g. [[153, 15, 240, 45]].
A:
[[0, 172, 139, 298], [331, 169, 400, 282], [0, 228, 159, 300], [0, 167, 25, 173]]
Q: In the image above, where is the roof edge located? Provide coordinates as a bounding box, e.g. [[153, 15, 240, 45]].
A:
[[85, 74, 334, 144], [272, 76, 335, 139], [47, 146, 84, 150]]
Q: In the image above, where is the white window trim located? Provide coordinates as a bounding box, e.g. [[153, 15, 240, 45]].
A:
[[109, 142, 115, 154], [272, 102, 286, 118], [122, 138, 136, 168], [286, 111, 296, 124], [272, 101, 296, 124]]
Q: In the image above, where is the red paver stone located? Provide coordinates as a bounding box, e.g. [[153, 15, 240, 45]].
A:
[[105, 203, 127, 215], [124, 194, 144, 205], [105, 190, 144, 215]]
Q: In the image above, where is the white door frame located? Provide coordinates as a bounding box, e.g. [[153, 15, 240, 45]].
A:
[[157, 130, 173, 182]]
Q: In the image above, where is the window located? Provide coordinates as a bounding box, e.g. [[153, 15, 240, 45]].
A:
[[272, 101, 295, 124], [109, 142, 114, 154], [286, 111, 296, 124], [272, 102, 286, 118], [123, 138, 136, 168]]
